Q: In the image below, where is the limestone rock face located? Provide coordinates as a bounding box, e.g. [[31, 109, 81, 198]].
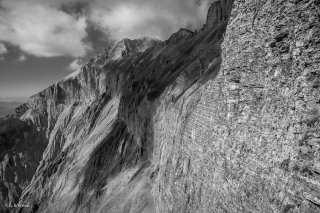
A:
[[0, 0, 320, 213], [157, 0, 320, 212]]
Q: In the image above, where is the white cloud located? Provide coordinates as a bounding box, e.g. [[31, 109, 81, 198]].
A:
[[0, 0, 91, 57], [68, 58, 83, 72], [18, 55, 26, 62], [90, 4, 167, 39], [0, 0, 214, 58], [197, 0, 212, 23], [0, 43, 8, 55], [89, 0, 213, 40]]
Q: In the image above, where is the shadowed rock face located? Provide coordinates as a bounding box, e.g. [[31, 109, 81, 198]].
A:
[[0, 118, 47, 212], [0, 0, 320, 212]]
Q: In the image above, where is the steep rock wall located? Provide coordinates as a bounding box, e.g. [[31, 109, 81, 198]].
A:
[[154, 0, 320, 212]]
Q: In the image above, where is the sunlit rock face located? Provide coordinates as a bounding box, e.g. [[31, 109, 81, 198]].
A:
[[0, 0, 319, 212], [107, 37, 163, 61], [156, 0, 320, 212]]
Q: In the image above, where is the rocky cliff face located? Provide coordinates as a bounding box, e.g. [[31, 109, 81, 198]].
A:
[[0, 0, 319, 212], [156, 1, 320, 212]]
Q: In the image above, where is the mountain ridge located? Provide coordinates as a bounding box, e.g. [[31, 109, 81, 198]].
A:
[[2, 2, 231, 212]]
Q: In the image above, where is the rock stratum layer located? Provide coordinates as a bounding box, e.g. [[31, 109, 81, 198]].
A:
[[0, 0, 320, 212]]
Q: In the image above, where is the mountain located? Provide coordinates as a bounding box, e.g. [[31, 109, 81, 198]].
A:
[[107, 37, 163, 60], [0, 102, 23, 118], [1, 0, 320, 212]]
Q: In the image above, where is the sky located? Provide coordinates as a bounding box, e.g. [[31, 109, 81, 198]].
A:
[[0, 0, 213, 102]]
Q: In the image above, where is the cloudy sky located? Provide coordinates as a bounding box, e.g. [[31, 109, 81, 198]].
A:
[[0, 0, 213, 101]]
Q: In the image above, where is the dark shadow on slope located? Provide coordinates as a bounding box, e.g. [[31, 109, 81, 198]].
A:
[[109, 18, 232, 106], [75, 119, 147, 209], [0, 118, 48, 213]]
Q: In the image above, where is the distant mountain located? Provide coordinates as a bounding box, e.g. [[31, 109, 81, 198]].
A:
[[0, 102, 22, 117]]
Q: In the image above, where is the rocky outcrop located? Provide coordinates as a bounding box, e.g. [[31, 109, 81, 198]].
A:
[[206, 0, 234, 28], [1, 0, 320, 212], [166, 28, 194, 45]]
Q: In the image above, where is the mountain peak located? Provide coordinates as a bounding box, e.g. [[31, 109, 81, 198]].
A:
[[107, 37, 163, 60], [166, 28, 194, 44]]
